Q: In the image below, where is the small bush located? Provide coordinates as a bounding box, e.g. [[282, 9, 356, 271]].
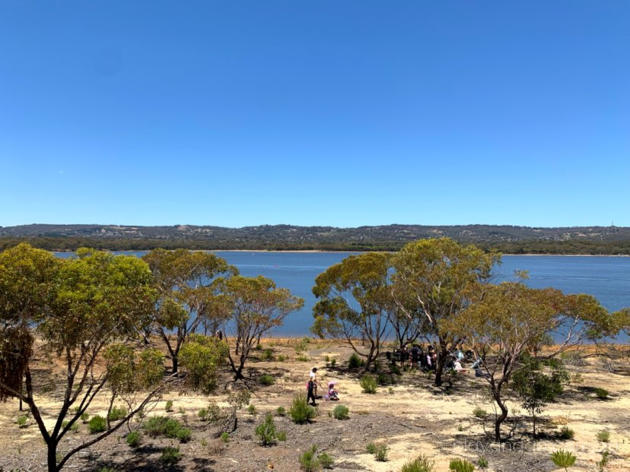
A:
[[401, 455, 434, 472], [80, 412, 90, 423], [332, 405, 349, 420], [160, 446, 182, 465], [594, 388, 609, 400], [247, 404, 257, 416], [255, 413, 277, 446], [559, 426, 575, 440], [477, 456, 488, 469], [299, 445, 320, 472], [318, 452, 334, 469], [220, 431, 230, 443], [366, 442, 377, 454], [108, 406, 127, 422], [473, 407, 487, 419], [16, 415, 28, 428], [277, 354, 287, 362], [289, 393, 317, 424], [261, 348, 274, 361], [165, 400, 173, 412], [198, 408, 208, 421], [374, 444, 388, 462], [276, 406, 286, 417], [277, 430, 287, 441], [597, 430, 610, 443], [69, 422, 79, 433], [330, 358, 336, 367], [449, 458, 475, 472], [126, 431, 141, 448], [360, 375, 377, 394], [88, 415, 107, 434], [550, 449, 576, 470], [348, 353, 365, 369], [259, 374, 275, 386], [176, 427, 192, 443], [297, 355, 310, 362]]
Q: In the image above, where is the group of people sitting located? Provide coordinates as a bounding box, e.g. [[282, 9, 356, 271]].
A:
[[306, 367, 339, 406], [387, 343, 483, 376]]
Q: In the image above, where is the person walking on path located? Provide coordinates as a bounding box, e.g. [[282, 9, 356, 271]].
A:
[[307, 367, 318, 406]]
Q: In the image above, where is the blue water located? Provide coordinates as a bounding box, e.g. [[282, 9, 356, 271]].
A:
[[56, 251, 630, 340]]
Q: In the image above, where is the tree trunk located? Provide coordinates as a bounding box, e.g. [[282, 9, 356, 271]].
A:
[[47, 440, 58, 472], [171, 355, 178, 374], [494, 392, 508, 441], [434, 351, 446, 387]]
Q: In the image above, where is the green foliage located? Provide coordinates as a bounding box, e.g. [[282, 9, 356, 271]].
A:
[[297, 354, 310, 362], [160, 446, 182, 465], [126, 431, 141, 448], [80, 412, 90, 423], [348, 353, 365, 369], [88, 415, 107, 434], [259, 374, 275, 386], [277, 354, 287, 362], [374, 444, 388, 462], [332, 404, 349, 420], [261, 348, 274, 361], [220, 432, 230, 443], [289, 393, 317, 424], [594, 388, 609, 400], [276, 406, 286, 416], [247, 404, 257, 416], [597, 450, 610, 472], [360, 375, 378, 394], [143, 416, 190, 442], [295, 337, 310, 353], [299, 445, 320, 472], [401, 455, 435, 472], [318, 452, 334, 469], [330, 358, 336, 367], [550, 450, 576, 470], [179, 334, 229, 393], [366, 442, 377, 454], [255, 413, 278, 446], [476, 457, 488, 469], [108, 406, 128, 422], [165, 400, 173, 412], [449, 458, 475, 472], [16, 415, 28, 428], [277, 430, 287, 441], [559, 426, 575, 440], [472, 407, 487, 419], [104, 344, 165, 395], [597, 430, 610, 443]]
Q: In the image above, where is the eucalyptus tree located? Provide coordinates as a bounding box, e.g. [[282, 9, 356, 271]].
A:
[[447, 282, 611, 441], [391, 238, 499, 386], [312, 252, 392, 371], [0, 244, 164, 472], [142, 248, 237, 373], [216, 275, 303, 379]]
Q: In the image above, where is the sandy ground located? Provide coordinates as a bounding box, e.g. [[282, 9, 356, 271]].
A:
[[0, 339, 628, 472]]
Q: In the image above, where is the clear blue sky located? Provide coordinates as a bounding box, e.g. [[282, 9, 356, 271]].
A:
[[1, 1, 629, 228]]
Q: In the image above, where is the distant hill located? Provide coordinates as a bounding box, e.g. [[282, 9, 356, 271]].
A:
[[2, 224, 630, 254]]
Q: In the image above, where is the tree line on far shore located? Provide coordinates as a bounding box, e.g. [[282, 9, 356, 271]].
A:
[[0, 239, 628, 471]]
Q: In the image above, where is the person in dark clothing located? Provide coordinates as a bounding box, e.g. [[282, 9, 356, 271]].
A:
[[410, 345, 420, 369], [307, 367, 318, 406]]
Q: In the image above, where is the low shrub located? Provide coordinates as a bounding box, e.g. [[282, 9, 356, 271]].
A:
[[126, 431, 141, 448], [330, 358, 336, 367], [289, 393, 317, 424], [220, 431, 230, 443], [276, 406, 286, 416], [277, 430, 287, 441], [449, 458, 475, 472], [348, 353, 365, 369], [559, 426, 575, 440], [401, 455, 434, 472], [374, 444, 388, 462], [332, 405, 349, 420], [165, 400, 173, 412], [176, 427, 192, 443], [143, 416, 189, 442], [277, 354, 287, 362], [259, 374, 275, 386], [247, 404, 257, 416], [255, 413, 277, 446], [477, 456, 488, 469], [80, 412, 90, 423], [318, 452, 334, 469], [366, 442, 377, 454], [297, 355, 310, 362], [299, 445, 320, 472], [261, 348, 274, 361], [360, 375, 377, 394], [594, 388, 609, 400], [69, 421, 80, 433], [551, 449, 576, 470], [107, 406, 127, 422], [198, 408, 208, 421], [472, 407, 487, 419], [88, 415, 107, 434], [160, 446, 182, 465], [597, 430, 610, 443], [16, 415, 28, 428]]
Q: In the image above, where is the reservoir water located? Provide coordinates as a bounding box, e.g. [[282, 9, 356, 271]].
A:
[[56, 251, 630, 340]]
